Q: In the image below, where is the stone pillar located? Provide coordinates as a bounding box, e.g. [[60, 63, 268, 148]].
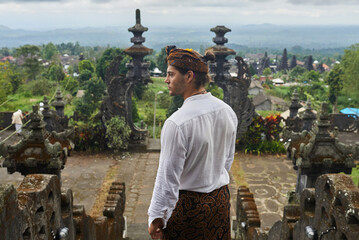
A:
[[51, 88, 65, 117], [302, 99, 316, 132], [207, 25, 255, 137], [42, 96, 54, 132]]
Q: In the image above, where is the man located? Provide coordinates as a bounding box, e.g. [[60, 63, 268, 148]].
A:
[[148, 46, 238, 240], [12, 109, 23, 136]]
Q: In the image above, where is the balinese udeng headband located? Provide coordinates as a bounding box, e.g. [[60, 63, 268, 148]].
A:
[[165, 45, 215, 73]]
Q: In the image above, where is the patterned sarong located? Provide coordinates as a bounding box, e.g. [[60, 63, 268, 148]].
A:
[[164, 185, 231, 240]]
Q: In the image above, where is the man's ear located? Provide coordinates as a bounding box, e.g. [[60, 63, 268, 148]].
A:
[[186, 70, 194, 83]]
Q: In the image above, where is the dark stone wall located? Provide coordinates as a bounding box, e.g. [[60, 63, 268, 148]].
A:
[[0, 175, 126, 240], [0, 112, 15, 130]]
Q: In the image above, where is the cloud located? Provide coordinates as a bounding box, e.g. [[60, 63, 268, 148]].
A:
[[287, 0, 359, 5], [0, 0, 63, 2]]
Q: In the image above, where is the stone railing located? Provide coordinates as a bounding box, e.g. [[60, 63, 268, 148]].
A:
[[234, 174, 359, 240], [0, 174, 126, 240]]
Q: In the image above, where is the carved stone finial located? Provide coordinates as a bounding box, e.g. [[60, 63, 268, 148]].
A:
[[210, 25, 231, 46], [136, 9, 141, 24], [289, 89, 302, 118]]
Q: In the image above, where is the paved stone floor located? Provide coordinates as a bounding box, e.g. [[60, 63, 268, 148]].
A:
[[238, 153, 297, 230]]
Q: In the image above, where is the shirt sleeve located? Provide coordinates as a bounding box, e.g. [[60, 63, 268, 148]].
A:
[[225, 114, 238, 172], [148, 120, 187, 228]]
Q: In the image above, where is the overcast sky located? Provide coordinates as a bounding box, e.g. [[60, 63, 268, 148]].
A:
[[0, 0, 358, 30]]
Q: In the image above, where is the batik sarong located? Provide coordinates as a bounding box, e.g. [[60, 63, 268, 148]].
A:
[[164, 185, 231, 240]]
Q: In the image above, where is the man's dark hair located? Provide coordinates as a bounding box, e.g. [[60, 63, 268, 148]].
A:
[[175, 67, 211, 89]]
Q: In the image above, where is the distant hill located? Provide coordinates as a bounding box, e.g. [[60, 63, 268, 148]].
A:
[[0, 24, 359, 51]]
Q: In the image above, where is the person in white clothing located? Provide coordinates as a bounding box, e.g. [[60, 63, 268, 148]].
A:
[[148, 46, 238, 240], [12, 109, 23, 135]]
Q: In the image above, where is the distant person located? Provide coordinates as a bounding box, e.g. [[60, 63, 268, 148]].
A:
[[12, 109, 23, 136], [39, 102, 44, 111], [148, 46, 238, 240]]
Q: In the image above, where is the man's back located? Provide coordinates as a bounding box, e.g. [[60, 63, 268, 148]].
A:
[[165, 92, 238, 192]]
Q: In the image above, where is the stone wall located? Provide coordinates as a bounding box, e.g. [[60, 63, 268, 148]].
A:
[[0, 112, 15, 130], [234, 174, 359, 240], [0, 174, 126, 240]]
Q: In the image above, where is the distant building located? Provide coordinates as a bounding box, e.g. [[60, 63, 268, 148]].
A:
[[253, 92, 288, 111], [151, 67, 162, 77], [0, 56, 15, 63], [248, 80, 263, 96]]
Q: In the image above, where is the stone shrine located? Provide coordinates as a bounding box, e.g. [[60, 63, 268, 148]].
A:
[[1, 105, 66, 179], [295, 103, 357, 193]]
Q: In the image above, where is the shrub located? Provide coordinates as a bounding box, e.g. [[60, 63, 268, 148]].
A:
[[157, 91, 171, 109], [105, 117, 132, 151], [24, 78, 57, 96], [237, 114, 285, 154], [73, 117, 107, 152]]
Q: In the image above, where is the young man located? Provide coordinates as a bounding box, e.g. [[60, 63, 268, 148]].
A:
[[148, 46, 238, 240]]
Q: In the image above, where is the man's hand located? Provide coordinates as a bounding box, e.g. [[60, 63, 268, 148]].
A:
[[148, 218, 164, 239]]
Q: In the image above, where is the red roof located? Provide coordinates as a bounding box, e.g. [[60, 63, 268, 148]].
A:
[[0, 56, 15, 62]]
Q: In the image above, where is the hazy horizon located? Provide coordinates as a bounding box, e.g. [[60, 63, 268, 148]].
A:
[[0, 0, 359, 30]]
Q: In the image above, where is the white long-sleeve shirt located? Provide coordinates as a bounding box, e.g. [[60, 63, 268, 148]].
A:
[[148, 92, 238, 228]]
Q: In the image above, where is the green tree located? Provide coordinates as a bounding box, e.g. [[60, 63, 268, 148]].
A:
[[85, 76, 106, 104], [74, 76, 106, 117], [304, 70, 320, 82], [0, 61, 23, 94], [207, 83, 224, 100], [326, 64, 344, 113], [96, 48, 129, 80], [15, 45, 42, 80], [0, 62, 14, 102], [42, 42, 59, 60], [78, 60, 95, 73], [341, 44, 359, 99], [289, 66, 307, 80], [48, 64, 65, 82], [156, 47, 167, 75], [78, 69, 93, 86], [263, 67, 272, 84]]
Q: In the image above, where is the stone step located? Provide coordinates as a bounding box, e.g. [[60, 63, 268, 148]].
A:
[[125, 223, 152, 240]]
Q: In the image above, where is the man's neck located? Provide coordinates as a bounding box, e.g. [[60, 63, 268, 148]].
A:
[[183, 87, 207, 100]]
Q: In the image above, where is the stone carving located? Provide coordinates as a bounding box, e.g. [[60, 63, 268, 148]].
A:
[[302, 99, 317, 132], [1, 105, 66, 179], [234, 174, 359, 240], [0, 175, 126, 240], [233, 186, 261, 240], [100, 9, 152, 146], [43, 95, 69, 133], [295, 103, 357, 193], [330, 113, 359, 132], [51, 88, 65, 117], [206, 26, 255, 137]]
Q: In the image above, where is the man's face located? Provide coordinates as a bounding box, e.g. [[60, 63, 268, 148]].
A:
[[165, 65, 187, 96]]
